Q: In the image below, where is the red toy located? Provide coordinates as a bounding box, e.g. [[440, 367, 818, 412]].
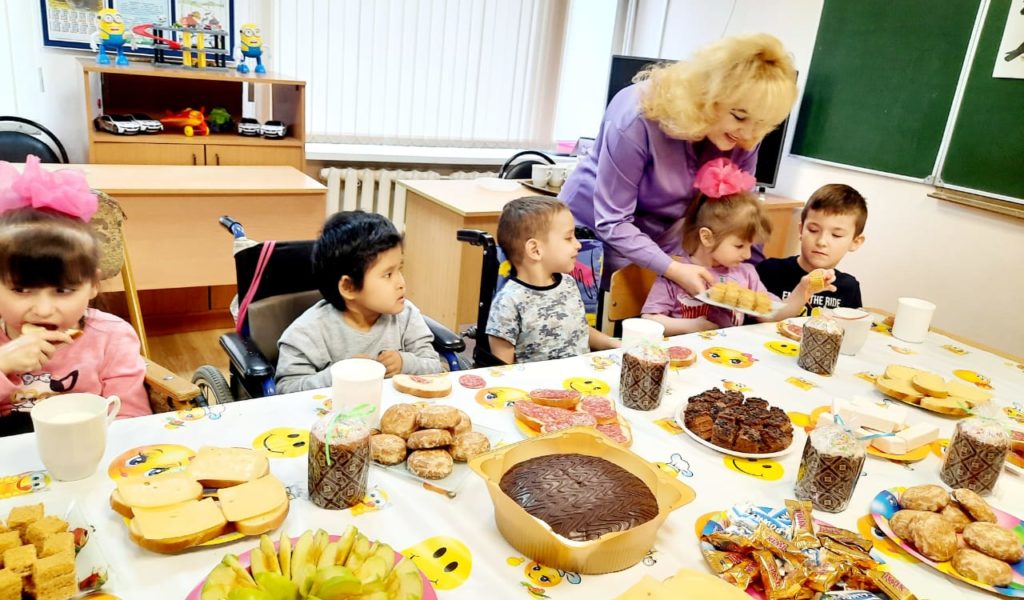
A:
[[159, 107, 209, 136]]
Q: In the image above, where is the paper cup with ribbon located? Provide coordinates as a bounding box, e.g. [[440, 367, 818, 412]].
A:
[[940, 401, 1012, 495], [307, 407, 372, 510]]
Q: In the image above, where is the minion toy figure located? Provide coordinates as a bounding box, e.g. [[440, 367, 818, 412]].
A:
[[237, 23, 266, 73], [90, 8, 136, 66]]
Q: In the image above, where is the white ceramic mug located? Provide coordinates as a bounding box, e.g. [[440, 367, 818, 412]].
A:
[[620, 318, 665, 347], [331, 358, 387, 426], [30, 393, 120, 481], [547, 166, 567, 189], [531, 164, 550, 187], [891, 297, 936, 343], [833, 307, 871, 355]]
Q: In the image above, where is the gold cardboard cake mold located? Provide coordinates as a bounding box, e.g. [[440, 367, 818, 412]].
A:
[[469, 427, 695, 574]]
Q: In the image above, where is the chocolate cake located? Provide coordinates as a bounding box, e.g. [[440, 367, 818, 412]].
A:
[[683, 388, 793, 454], [498, 454, 658, 541]]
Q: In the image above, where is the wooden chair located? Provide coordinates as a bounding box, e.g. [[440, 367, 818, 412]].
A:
[[92, 191, 202, 413], [606, 264, 660, 335]]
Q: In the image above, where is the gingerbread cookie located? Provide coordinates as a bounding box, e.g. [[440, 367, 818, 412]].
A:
[[889, 509, 932, 540], [417, 405, 459, 430], [406, 449, 453, 479], [450, 432, 491, 462], [450, 409, 472, 436], [952, 548, 1013, 587], [963, 522, 1024, 563], [910, 513, 958, 562], [952, 488, 997, 523], [900, 484, 950, 512], [380, 403, 420, 438], [370, 434, 407, 466], [940, 502, 973, 533], [406, 428, 453, 450]]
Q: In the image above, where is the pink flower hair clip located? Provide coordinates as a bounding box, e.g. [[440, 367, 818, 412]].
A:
[[0, 155, 97, 222], [693, 157, 756, 199]]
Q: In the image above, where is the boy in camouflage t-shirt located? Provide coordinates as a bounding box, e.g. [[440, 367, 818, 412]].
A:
[[486, 197, 619, 364]]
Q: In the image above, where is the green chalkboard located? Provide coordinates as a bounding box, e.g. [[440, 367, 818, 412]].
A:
[[791, 0, 981, 179], [941, 0, 1024, 201]]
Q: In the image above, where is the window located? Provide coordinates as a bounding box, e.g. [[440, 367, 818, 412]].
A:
[[272, 0, 569, 148]]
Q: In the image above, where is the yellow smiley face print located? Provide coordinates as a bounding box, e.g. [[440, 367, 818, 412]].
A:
[[253, 427, 309, 458], [702, 347, 756, 368], [402, 536, 472, 590], [723, 456, 784, 481], [562, 377, 610, 396], [765, 340, 800, 357]]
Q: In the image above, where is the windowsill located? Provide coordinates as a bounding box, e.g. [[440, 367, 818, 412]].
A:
[[305, 142, 577, 166]]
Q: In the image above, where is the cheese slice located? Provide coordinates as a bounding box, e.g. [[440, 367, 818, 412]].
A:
[[216, 475, 287, 522], [132, 498, 226, 541], [617, 569, 749, 599], [872, 423, 939, 455], [837, 397, 907, 433], [186, 446, 269, 486], [116, 472, 203, 508]]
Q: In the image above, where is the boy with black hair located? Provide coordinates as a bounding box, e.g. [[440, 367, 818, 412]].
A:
[[275, 211, 441, 393]]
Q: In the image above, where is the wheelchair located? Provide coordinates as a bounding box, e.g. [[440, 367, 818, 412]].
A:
[[192, 218, 466, 403], [456, 227, 605, 368]]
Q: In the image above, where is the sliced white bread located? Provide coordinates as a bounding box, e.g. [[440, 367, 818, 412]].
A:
[[911, 372, 949, 398], [129, 498, 228, 553], [187, 446, 269, 488], [885, 364, 924, 381], [391, 374, 452, 398], [234, 498, 290, 536], [920, 396, 970, 417]]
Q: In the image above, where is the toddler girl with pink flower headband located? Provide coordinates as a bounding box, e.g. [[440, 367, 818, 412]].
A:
[[640, 158, 837, 334], [0, 156, 150, 436]]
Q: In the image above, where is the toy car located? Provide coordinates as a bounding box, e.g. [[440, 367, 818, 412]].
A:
[[94, 114, 140, 135], [237, 117, 261, 136], [128, 113, 163, 133], [261, 120, 287, 139]]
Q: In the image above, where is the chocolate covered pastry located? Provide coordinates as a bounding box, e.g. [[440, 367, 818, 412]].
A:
[[684, 388, 793, 454]]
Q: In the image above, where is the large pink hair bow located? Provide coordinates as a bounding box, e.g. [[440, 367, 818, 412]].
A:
[[0, 155, 97, 222], [693, 157, 756, 199]]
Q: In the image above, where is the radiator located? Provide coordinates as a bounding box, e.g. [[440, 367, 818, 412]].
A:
[[319, 167, 496, 232]]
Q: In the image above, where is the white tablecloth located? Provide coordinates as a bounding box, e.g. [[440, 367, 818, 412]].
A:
[[1, 318, 1022, 599]]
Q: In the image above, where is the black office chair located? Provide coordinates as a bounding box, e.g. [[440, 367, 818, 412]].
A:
[[498, 150, 555, 180], [0, 117, 69, 163]]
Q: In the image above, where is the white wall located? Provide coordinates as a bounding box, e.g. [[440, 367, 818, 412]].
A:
[[630, 0, 1024, 356]]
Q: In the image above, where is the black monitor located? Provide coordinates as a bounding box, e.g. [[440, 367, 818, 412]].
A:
[[606, 54, 789, 189]]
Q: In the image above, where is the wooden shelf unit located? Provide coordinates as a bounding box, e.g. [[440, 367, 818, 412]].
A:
[[81, 58, 306, 169]]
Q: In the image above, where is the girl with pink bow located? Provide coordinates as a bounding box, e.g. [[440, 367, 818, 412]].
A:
[[0, 156, 150, 436], [639, 158, 836, 334]]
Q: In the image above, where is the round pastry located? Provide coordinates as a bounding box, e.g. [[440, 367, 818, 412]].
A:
[[406, 428, 453, 450], [900, 484, 950, 512], [406, 449, 454, 479], [380, 403, 419, 438], [909, 513, 958, 562], [963, 522, 1024, 563], [889, 509, 932, 540], [417, 405, 460, 430], [952, 548, 1013, 587], [449, 431, 491, 462], [369, 434, 407, 466], [450, 409, 472, 436], [952, 488, 997, 523], [940, 502, 973, 533]]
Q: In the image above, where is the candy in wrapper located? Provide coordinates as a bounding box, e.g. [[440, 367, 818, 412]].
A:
[[806, 552, 848, 592], [700, 546, 747, 573], [843, 566, 880, 591], [820, 592, 884, 600], [720, 557, 759, 589], [868, 569, 917, 600], [816, 522, 873, 553], [786, 498, 820, 550], [752, 522, 806, 566], [821, 537, 878, 570], [753, 550, 804, 600], [728, 503, 792, 536], [705, 530, 755, 553]]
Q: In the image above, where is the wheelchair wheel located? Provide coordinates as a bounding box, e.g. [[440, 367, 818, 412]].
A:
[[192, 365, 233, 405]]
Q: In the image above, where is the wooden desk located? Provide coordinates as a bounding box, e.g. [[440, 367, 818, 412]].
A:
[[399, 179, 804, 331], [54, 164, 326, 291]]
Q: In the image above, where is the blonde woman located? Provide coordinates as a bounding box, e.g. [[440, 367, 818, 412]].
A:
[[560, 34, 798, 293]]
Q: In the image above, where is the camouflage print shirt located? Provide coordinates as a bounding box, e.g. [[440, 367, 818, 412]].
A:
[[485, 273, 589, 364]]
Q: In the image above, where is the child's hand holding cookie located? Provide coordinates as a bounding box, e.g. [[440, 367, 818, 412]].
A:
[[0, 328, 74, 374]]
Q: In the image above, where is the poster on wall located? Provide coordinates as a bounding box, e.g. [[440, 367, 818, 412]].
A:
[[39, 0, 234, 61], [993, 0, 1024, 79]]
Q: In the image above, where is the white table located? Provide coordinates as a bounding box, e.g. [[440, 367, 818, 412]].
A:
[[1, 318, 1022, 598]]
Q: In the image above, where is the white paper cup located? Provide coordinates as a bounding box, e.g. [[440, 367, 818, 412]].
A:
[[531, 164, 551, 187], [331, 358, 386, 426], [833, 307, 871, 355], [30, 393, 120, 481], [891, 297, 936, 343], [621, 318, 665, 347]]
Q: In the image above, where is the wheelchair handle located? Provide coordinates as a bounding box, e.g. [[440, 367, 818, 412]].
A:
[[219, 215, 246, 239], [456, 228, 494, 247]]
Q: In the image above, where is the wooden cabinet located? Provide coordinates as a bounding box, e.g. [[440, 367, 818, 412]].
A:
[[81, 58, 306, 169]]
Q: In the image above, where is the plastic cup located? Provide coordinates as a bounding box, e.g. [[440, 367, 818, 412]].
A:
[[891, 297, 935, 343], [620, 318, 664, 347], [330, 358, 386, 426]]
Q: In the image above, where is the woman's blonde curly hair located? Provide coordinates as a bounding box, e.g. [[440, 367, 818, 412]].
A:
[[636, 34, 798, 147]]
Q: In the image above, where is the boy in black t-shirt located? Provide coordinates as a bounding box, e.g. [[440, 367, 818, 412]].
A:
[[757, 184, 867, 316]]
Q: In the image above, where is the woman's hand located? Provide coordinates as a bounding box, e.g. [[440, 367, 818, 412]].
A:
[[0, 330, 73, 374], [664, 261, 715, 296]]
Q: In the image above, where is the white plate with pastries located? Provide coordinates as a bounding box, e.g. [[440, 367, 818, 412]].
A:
[[691, 289, 785, 319], [673, 398, 804, 459]]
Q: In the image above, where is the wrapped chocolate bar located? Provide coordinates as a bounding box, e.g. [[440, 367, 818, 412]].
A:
[[308, 411, 371, 509], [794, 420, 866, 512], [940, 407, 1011, 495], [797, 311, 844, 376], [785, 499, 820, 550], [620, 343, 669, 410]]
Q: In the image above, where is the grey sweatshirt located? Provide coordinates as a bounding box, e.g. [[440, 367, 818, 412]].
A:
[[275, 299, 442, 394]]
